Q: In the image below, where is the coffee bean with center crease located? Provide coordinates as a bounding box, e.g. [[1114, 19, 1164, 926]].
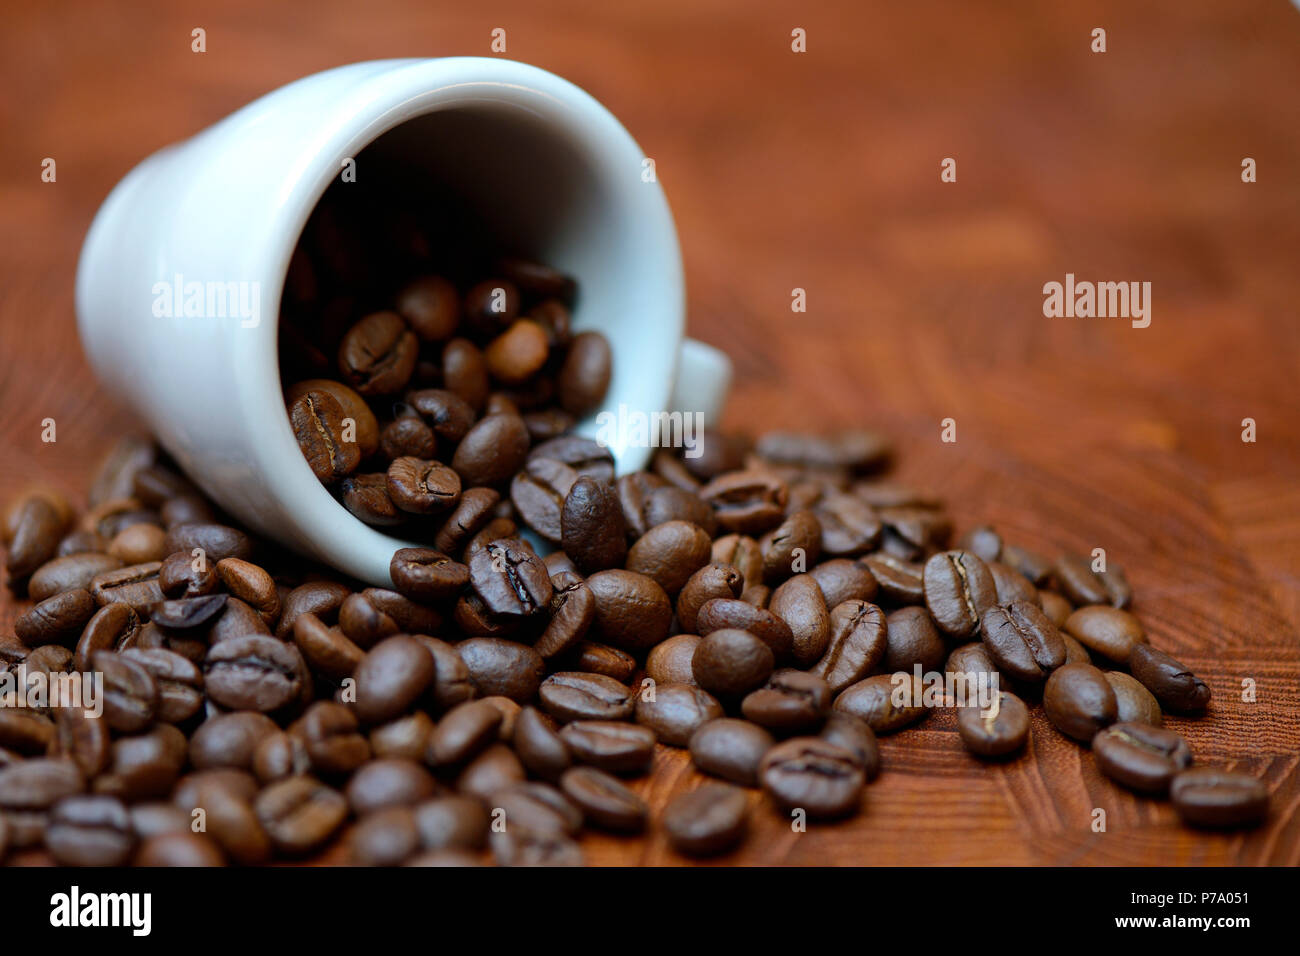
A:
[[300, 701, 371, 775], [662, 783, 750, 857], [433, 487, 501, 554], [538, 672, 634, 723], [158, 549, 218, 599], [253, 731, 311, 783], [188, 712, 278, 771], [121, 647, 204, 724], [468, 539, 552, 619], [45, 794, 135, 866], [560, 477, 627, 575], [350, 806, 419, 866], [456, 743, 526, 798], [389, 547, 468, 602], [1054, 552, 1117, 607], [689, 718, 774, 786], [162, 523, 253, 564], [980, 601, 1066, 683], [692, 629, 775, 698], [533, 571, 594, 661], [819, 713, 881, 780], [289, 390, 361, 483], [386, 457, 461, 514], [677, 564, 744, 635], [337, 310, 419, 396], [833, 673, 928, 735], [150, 593, 228, 630], [89, 562, 165, 617], [558, 766, 646, 832], [1043, 663, 1118, 742], [634, 683, 724, 747], [0, 758, 84, 848], [584, 569, 672, 651], [1129, 644, 1212, 714], [15, 588, 97, 647], [92, 650, 159, 733], [626, 520, 713, 598], [291, 613, 364, 683], [924, 550, 997, 639], [742, 669, 832, 734], [203, 635, 308, 714], [414, 637, 475, 712], [55, 706, 110, 778], [804, 600, 885, 696], [1170, 768, 1268, 829], [1092, 723, 1192, 794], [1063, 605, 1145, 664], [0, 710, 54, 755], [711, 533, 764, 589], [452, 413, 532, 488], [695, 598, 794, 659], [457, 638, 546, 704], [559, 721, 656, 775], [276, 581, 351, 638], [759, 738, 864, 819], [769, 574, 831, 666], [862, 553, 925, 605], [28, 552, 123, 602], [956, 690, 1030, 757], [255, 776, 348, 855], [73, 603, 141, 669], [415, 794, 490, 850], [489, 781, 584, 840], [352, 635, 436, 725], [813, 492, 881, 557], [759, 511, 822, 585], [510, 457, 578, 544], [560, 641, 637, 682], [699, 470, 789, 535], [135, 831, 225, 866], [1104, 671, 1163, 725]]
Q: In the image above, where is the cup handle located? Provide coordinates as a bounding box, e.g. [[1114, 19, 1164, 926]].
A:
[[669, 338, 732, 427]]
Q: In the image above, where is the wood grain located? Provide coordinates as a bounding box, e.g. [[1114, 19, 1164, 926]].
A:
[[2, 0, 1298, 866]]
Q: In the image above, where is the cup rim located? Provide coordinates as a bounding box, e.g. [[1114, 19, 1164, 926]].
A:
[[233, 58, 685, 585]]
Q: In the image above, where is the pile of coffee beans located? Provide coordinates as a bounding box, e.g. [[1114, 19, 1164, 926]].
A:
[[0, 247, 1268, 865]]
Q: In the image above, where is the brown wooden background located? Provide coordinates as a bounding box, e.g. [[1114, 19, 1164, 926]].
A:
[[2, 0, 1298, 865]]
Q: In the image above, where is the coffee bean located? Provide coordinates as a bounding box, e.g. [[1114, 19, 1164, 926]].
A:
[[1093, 723, 1192, 794], [45, 794, 134, 866], [150, 593, 228, 630], [1063, 605, 1145, 665], [0, 710, 55, 756], [28, 552, 124, 602], [710, 533, 764, 589], [457, 638, 545, 703], [1053, 552, 1108, 607], [289, 389, 361, 483], [489, 781, 583, 839], [645, 634, 702, 686], [833, 673, 927, 735], [92, 650, 159, 733], [538, 671, 635, 724], [1129, 644, 1211, 714], [818, 713, 880, 780], [413, 637, 474, 712], [300, 701, 371, 775], [533, 572, 594, 660], [503, 457, 574, 544], [1170, 768, 1268, 829], [215, 558, 280, 624], [425, 700, 502, 767], [634, 683, 723, 746], [276, 581, 351, 638], [512, 706, 571, 780], [396, 275, 459, 342], [204, 636, 308, 713], [468, 538, 552, 619], [812, 492, 881, 557], [255, 776, 348, 855], [363, 588, 443, 636], [980, 601, 1066, 683], [558, 766, 646, 832], [689, 718, 774, 786], [15, 587, 97, 648], [379, 415, 437, 461], [389, 547, 468, 602], [662, 783, 749, 857], [452, 413, 531, 488], [128, 801, 192, 840], [956, 690, 1030, 757], [369, 711, 434, 761], [769, 574, 831, 666], [162, 523, 252, 564], [529, 436, 615, 483], [431, 487, 500, 555], [695, 598, 794, 659], [337, 310, 418, 396], [923, 550, 997, 639], [456, 743, 526, 798], [555, 331, 611, 415], [677, 564, 744, 634], [158, 550, 218, 599], [0, 757, 84, 847], [741, 669, 832, 734], [121, 648, 204, 724], [883, 605, 946, 674], [292, 612, 364, 683], [1103, 671, 1163, 725], [386, 457, 461, 514], [345, 758, 438, 815], [585, 569, 672, 651], [54, 706, 110, 778], [135, 831, 225, 866], [759, 738, 864, 819], [189, 712, 278, 771], [5, 495, 66, 580], [987, 560, 1039, 607], [808, 559, 878, 608], [1040, 591, 1072, 628], [862, 553, 925, 605], [559, 721, 655, 775], [251, 731, 311, 783], [692, 628, 775, 698], [807, 600, 886, 694], [415, 795, 490, 850], [699, 470, 788, 535], [353, 635, 436, 725], [626, 520, 713, 597], [350, 806, 420, 866], [1043, 663, 1118, 742]]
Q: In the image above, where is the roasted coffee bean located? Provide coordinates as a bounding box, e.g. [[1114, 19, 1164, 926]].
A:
[[759, 738, 864, 819], [284, 379, 381, 457], [555, 331, 611, 415], [988, 561, 1039, 607], [413, 637, 475, 712], [5, 495, 66, 580], [108, 523, 168, 564], [1063, 605, 1145, 664], [452, 413, 531, 488], [292, 612, 364, 682], [162, 523, 252, 564], [813, 492, 881, 557], [559, 721, 655, 775], [528, 436, 614, 482], [677, 564, 744, 635], [0, 709, 55, 755], [883, 605, 945, 674], [485, 318, 550, 384], [742, 670, 832, 734], [456, 743, 526, 798], [662, 783, 749, 857], [54, 706, 110, 777], [1061, 632, 1091, 665], [1170, 768, 1268, 829], [351, 806, 420, 866], [695, 598, 793, 659], [158, 549, 218, 599], [462, 518, 519, 560], [559, 766, 646, 832], [179, 774, 267, 865], [1129, 644, 1211, 714], [252, 731, 311, 783], [87, 438, 155, 507], [998, 544, 1051, 587], [386, 457, 461, 514], [923, 550, 997, 638], [396, 275, 459, 341], [15, 588, 97, 648], [626, 520, 713, 597], [645, 635, 702, 686], [121, 648, 204, 724], [92, 650, 159, 733], [215, 558, 280, 623], [336, 592, 398, 648], [699, 470, 788, 535], [389, 547, 468, 602], [1043, 663, 1118, 742], [689, 718, 774, 786], [189, 712, 279, 771], [585, 569, 672, 651], [809, 559, 878, 608], [759, 511, 822, 584], [560, 641, 637, 683], [559, 477, 627, 575], [956, 691, 1030, 757], [980, 601, 1066, 683], [505, 457, 575, 546], [289, 389, 361, 483], [468, 538, 552, 618], [128, 801, 193, 840], [692, 629, 775, 697], [462, 278, 519, 337], [346, 758, 438, 815], [337, 310, 418, 396], [276, 581, 351, 638], [150, 593, 228, 630], [833, 673, 927, 735], [1093, 723, 1192, 794], [135, 831, 225, 866], [456, 638, 545, 703], [807, 600, 886, 694], [74, 604, 141, 672], [353, 635, 436, 725], [1053, 552, 1108, 607], [380, 415, 437, 461], [710, 533, 765, 589], [426, 700, 503, 767], [1039, 590, 1073, 628], [0, 757, 84, 847], [56, 529, 109, 558], [160, 495, 216, 529], [415, 794, 490, 850], [433, 487, 501, 554], [369, 711, 435, 761], [89, 562, 166, 616], [534, 572, 594, 660], [301, 701, 371, 775], [203, 635, 308, 713], [45, 794, 134, 866], [512, 706, 571, 780], [497, 257, 576, 304], [93, 724, 187, 802], [28, 552, 124, 602], [634, 683, 723, 747], [363, 588, 443, 636], [769, 574, 831, 666], [1104, 671, 1162, 725], [255, 776, 348, 855], [440, 337, 490, 411], [958, 525, 1002, 563], [489, 780, 583, 838], [946, 641, 1002, 685], [638, 484, 716, 536], [538, 672, 634, 723], [862, 553, 924, 605], [819, 713, 880, 780]]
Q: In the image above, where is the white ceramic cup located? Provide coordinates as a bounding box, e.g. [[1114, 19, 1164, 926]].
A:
[[75, 57, 731, 586]]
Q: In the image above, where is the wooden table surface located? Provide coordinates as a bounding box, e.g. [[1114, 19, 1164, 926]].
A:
[[2, 0, 1298, 866]]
